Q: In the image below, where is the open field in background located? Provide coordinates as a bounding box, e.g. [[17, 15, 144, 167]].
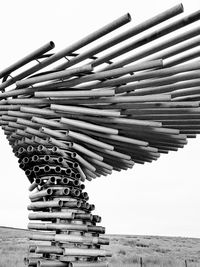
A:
[[0, 227, 199, 266]]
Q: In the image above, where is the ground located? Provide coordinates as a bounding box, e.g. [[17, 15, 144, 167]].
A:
[[0, 227, 199, 266]]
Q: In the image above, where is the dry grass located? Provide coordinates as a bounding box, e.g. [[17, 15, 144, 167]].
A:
[[0, 227, 200, 266], [105, 235, 200, 266]]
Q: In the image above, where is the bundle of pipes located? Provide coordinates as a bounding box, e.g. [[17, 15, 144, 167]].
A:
[[20, 144, 109, 267], [1, 3, 200, 266]]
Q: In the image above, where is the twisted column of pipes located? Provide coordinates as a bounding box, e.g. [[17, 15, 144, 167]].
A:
[[19, 144, 110, 267]]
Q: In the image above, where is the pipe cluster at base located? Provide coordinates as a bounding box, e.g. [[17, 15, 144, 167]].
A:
[[20, 145, 110, 267]]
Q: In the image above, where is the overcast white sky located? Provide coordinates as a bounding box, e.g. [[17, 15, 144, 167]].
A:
[[0, 0, 200, 238]]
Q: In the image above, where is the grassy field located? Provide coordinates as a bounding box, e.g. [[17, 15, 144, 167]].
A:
[[0, 226, 199, 267]]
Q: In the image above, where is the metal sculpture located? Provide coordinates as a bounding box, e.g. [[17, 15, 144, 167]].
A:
[[1, 3, 200, 267]]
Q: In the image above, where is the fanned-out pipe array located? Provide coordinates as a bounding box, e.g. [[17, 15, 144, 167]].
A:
[[1, 3, 200, 266]]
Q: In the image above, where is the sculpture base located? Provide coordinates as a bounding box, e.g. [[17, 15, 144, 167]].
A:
[[19, 146, 111, 267]]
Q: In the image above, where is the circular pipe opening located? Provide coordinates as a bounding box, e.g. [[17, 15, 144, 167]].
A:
[[71, 152, 76, 158], [37, 145, 44, 151], [58, 157, 64, 163], [73, 162, 79, 168], [55, 166, 61, 173], [80, 184, 85, 190], [44, 165, 50, 172], [76, 201, 82, 208], [75, 173, 81, 179], [127, 13, 131, 22], [27, 146, 34, 152], [65, 168, 71, 174], [85, 203, 90, 210], [90, 204, 95, 210], [50, 176, 56, 183], [73, 189, 80, 197], [33, 166, 40, 172], [47, 188, 53, 195], [52, 146, 58, 152], [23, 157, 29, 164], [19, 163, 25, 169], [32, 155, 39, 161], [25, 169, 31, 176], [50, 41, 55, 48], [44, 155, 50, 161], [73, 180, 79, 186], [82, 192, 88, 199], [18, 147, 25, 153], [63, 188, 70, 195], [62, 177, 69, 184], [58, 200, 63, 207], [35, 178, 41, 185], [70, 172, 75, 178]]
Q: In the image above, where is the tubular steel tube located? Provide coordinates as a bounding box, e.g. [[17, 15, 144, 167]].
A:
[[21, 106, 56, 117], [67, 130, 114, 151], [54, 234, 108, 245], [29, 233, 55, 241], [28, 211, 74, 220], [80, 60, 200, 91], [28, 180, 39, 192], [90, 10, 200, 67], [0, 41, 55, 79], [16, 64, 93, 88], [34, 59, 163, 91], [68, 262, 109, 267], [50, 104, 121, 117], [119, 61, 200, 90], [29, 188, 53, 200], [38, 260, 70, 267], [28, 222, 105, 233], [128, 71, 200, 95], [35, 246, 63, 254], [28, 200, 63, 210], [71, 142, 103, 161], [0, 13, 131, 91], [60, 117, 118, 135], [63, 248, 112, 257], [104, 25, 200, 70], [148, 33, 200, 63], [164, 48, 200, 67], [55, 4, 183, 70], [41, 127, 67, 140], [35, 89, 115, 98]]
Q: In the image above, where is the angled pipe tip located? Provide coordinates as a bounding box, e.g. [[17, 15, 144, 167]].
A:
[[49, 41, 55, 48]]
